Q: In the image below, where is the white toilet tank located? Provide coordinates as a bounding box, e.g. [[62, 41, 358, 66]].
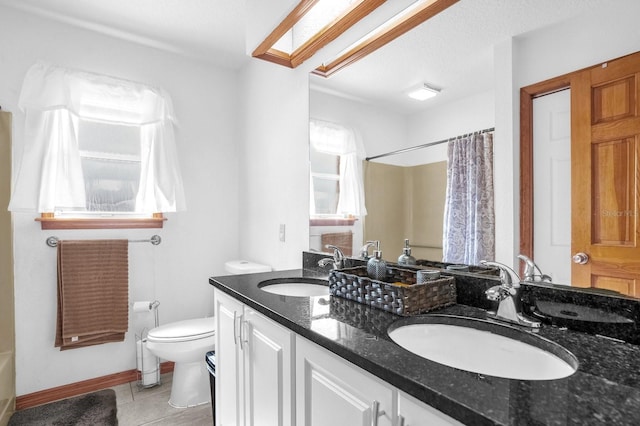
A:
[[225, 260, 271, 275]]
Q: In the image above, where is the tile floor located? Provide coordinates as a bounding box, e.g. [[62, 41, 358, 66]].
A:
[[110, 373, 214, 426]]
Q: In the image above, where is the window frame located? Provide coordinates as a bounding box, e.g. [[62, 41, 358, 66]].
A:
[[35, 116, 166, 230], [36, 213, 166, 230]]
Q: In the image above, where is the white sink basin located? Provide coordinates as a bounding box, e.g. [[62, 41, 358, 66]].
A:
[[388, 315, 578, 381], [259, 278, 329, 297]]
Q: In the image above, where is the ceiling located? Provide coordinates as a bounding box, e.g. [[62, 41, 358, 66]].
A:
[[0, 0, 611, 113]]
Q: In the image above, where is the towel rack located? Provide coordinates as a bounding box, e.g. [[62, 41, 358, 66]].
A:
[[46, 235, 162, 247]]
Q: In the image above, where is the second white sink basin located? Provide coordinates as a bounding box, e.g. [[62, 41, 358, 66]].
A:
[[259, 277, 329, 297], [388, 315, 578, 381]]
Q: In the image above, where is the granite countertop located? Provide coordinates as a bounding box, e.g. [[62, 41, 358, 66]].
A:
[[209, 269, 640, 426]]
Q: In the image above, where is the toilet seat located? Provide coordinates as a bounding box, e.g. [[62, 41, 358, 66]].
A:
[[147, 318, 215, 343]]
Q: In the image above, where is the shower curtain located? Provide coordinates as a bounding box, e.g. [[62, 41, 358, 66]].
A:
[[442, 132, 495, 264]]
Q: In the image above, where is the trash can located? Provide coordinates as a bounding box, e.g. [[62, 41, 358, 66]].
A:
[[205, 351, 216, 424]]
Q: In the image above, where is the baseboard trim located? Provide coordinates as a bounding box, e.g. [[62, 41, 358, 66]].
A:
[[16, 361, 174, 410]]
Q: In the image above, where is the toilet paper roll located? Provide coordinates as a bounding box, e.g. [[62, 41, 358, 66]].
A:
[[136, 339, 159, 386], [133, 301, 152, 313]]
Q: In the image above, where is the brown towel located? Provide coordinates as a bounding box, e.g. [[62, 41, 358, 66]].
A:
[[321, 231, 353, 256], [55, 239, 129, 350]]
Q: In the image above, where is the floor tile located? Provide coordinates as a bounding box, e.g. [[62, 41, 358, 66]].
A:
[[111, 372, 213, 426], [110, 382, 134, 406]]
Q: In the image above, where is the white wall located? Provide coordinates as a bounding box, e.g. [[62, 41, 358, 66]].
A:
[[237, 59, 310, 271], [310, 89, 408, 162], [0, 6, 241, 395], [406, 91, 495, 166], [310, 88, 495, 168]]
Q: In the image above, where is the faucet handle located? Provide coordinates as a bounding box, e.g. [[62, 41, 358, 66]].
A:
[[517, 254, 552, 283], [360, 241, 376, 259], [480, 260, 521, 288], [485, 285, 505, 301], [325, 244, 345, 260]]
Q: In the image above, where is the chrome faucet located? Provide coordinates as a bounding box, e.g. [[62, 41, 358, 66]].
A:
[[360, 241, 377, 260], [480, 260, 541, 328], [318, 244, 346, 270], [517, 254, 552, 283]]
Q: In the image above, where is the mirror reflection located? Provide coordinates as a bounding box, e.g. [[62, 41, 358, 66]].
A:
[[308, 0, 640, 301], [309, 88, 495, 270]]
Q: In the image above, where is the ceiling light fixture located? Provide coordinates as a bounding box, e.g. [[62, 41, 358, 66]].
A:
[[253, 0, 459, 74], [313, 0, 459, 77], [252, 0, 386, 69], [407, 83, 440, 101]]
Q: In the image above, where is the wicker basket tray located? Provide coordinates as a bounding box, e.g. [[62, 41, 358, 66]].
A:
[[329, 266, 456, 316]]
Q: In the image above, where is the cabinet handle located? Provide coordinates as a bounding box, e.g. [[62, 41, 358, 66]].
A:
[[233, 311, 238, 345], [239, 315, 246, 350], [371, 400, 385, 426], [397, 415, 405, 426]]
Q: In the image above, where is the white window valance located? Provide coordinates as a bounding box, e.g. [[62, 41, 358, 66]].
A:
[[9, 61, 186, 213], [309, 119, 367, 217]]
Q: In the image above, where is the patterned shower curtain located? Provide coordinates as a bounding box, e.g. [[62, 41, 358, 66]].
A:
[[442, 132, 495, 264]]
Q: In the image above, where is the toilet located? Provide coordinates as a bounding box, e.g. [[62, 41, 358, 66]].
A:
[[146, 317, 216, 408], [145, 261, 269, 408], [224, 259, 271, 274]]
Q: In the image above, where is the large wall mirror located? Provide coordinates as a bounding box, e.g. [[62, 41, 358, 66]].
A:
[[306, 0, 640, 300]]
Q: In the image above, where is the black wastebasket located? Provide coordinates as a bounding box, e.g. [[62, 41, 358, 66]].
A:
[[205, 351, 216, 424]]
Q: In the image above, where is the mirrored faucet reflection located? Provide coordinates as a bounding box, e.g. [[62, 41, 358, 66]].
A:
[[360, 241, 377, 260], [480, 260, 541, 328], [318, 244, 346, 270], [517, 254, 552, 283]]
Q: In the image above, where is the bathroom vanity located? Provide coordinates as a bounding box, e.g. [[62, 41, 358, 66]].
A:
[[209, 265, 640, 425]]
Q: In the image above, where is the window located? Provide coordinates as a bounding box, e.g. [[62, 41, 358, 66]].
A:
[[252, 0, 385, 69], [9, 62, 185, 229], [309, 119, 366, 225], [310, 147, 340, 215], [253, 0, 458, 76], [73, 119, 142, 215]]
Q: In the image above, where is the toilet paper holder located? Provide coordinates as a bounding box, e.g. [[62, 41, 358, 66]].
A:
[[134, 300, 161, 389]]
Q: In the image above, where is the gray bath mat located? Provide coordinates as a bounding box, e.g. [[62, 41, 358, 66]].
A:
[[9, 389, 117, 425]]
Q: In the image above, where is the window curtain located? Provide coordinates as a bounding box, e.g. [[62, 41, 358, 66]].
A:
[[442, 132, 495, 264], [8, 61, 185, 213], [309, 119, 367, 217]]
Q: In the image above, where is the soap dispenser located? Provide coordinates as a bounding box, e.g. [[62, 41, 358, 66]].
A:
[[367, 241, 387, 280], [397, 238, 417, 266]]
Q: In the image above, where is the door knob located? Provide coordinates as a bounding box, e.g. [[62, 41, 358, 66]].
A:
[[572, 252, 589, 265]]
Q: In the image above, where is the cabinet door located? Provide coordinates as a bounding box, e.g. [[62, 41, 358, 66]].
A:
[[243, 309, 294, 426], [215, 290, 245, 426], [296, 336, 393, 426], [397, 391, 463, 426]]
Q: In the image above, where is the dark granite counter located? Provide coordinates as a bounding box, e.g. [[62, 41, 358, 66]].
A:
[[209, 269, 640, 425]]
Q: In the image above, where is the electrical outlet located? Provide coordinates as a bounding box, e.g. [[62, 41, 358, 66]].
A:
[[279, 224, 286, 242]]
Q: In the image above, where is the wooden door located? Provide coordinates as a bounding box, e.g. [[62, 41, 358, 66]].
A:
[[572, 52, 640, 297]]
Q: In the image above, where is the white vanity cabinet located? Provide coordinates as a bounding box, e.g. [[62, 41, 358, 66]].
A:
[[214, 290, 294, 426], [397, 391, 463, 426], [215, 288, 463, 426], [296, 336, 394, 426], [215, 290, 244, 425]]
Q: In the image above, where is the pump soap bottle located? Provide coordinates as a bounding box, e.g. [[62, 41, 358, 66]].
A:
[[397, 239, 417, 266], [367, 241, 387, 281]]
